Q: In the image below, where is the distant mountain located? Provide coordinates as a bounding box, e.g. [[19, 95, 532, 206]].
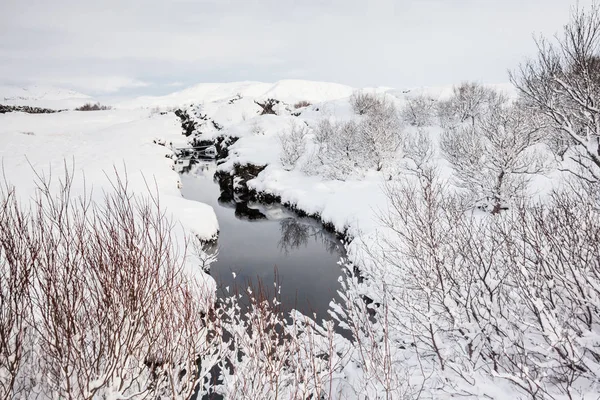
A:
[[117, 80, 356, 109], [0, 85, 93, 109]]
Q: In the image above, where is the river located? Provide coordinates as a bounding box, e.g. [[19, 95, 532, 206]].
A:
[[178, 159, 345, 323]]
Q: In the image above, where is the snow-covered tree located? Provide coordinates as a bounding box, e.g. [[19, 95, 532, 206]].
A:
[[309, 98, 402, 178], [349, 90, 385, 116], [437, 82, 503, 128], [360, 97, 403, 171], [401, 95, 437, 127], [441, 102, 546, 212], [511, 5, 600, 183], [279, 122, 308, 170]]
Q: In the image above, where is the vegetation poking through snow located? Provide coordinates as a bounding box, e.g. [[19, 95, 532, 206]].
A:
[[255, 98, 280, 115], [174, 108, 198, 137], [279, 122, 308, 170], [75, 102, 112, 111], [349, 90, 386, 115], [400, 94, 436, 126], [511, 4, 600, 183], [441, 100, 548, 212], [5, 5, 600, 399], [293, 100, 312, 109], [0, 104, 61, 114]]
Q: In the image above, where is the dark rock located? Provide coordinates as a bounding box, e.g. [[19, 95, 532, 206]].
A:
[[0, 104, 61, 114]]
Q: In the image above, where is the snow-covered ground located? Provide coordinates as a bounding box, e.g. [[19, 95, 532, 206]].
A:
[[0, 108, 219, 285]]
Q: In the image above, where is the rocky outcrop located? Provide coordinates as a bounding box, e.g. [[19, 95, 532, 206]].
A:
[[173, 109, 198, 137], [0, 104, 62, 114]]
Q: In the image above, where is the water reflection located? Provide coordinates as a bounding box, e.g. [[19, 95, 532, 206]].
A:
[[179, 160, 345, 323], [278, 218, 340, 255]]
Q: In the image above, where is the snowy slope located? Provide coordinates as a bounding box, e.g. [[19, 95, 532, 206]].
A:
[[117, 79, 355, 109], [0, 85, 94, 109]]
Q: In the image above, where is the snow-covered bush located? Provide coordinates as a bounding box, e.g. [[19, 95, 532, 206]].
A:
[[437, 81, 502, 128], [441, 101, 546, 212], [401, 95, 437, 127], [360, 97, 403, 171], [361, 167, 600, 398], [511, 5, 600, 183], [349, 90, 385, 115], [309, 119, 363, 179], [279, 122, 308, 170], [309, 97, 403, 178]]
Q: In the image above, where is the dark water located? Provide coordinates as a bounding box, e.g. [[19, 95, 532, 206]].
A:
[[179, 160, 344, 323]]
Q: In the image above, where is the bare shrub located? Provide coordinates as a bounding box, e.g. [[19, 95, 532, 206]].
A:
[[437, 82, 502, 128], [362, 165, 600, 398], [279, 122, 309, 170], [441, 101, 547, 212], [293, 100, 312, 109], [75, 102, 112, 111], [0, 186, 34, 399], [350, 91, 385, 115], [0, 165, 221, 399], [511, 5, 600, 183], [309, 119, 363, 179], [359, 97, 403, 171], [403, 128, 435, 173], [255, 99, 279, 115], [401, 95, 437, 127], [310, 96, 403, 178]]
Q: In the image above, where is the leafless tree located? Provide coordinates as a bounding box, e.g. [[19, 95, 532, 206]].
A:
[[401, 95, 437, 127], [441, 101, 547, 212], [511, 5, 600, 183], [309, 119, 364, 180], [350, 91, 386, 116], [360, 97, 403, 171], [279, 122, 308, 170], [437, 82, 502, 128]]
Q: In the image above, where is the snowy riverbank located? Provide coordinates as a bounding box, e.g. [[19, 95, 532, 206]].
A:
[[0, 108, 219, 283]]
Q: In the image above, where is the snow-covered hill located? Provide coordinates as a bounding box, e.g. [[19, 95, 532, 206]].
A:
[[117, 79, 356, 109], [0, 85, 93, 109]]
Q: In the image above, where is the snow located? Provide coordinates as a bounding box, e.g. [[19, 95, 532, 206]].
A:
[[0, 108, 219, 284], [0, 85, 93, 109], [249, 167, 388, 237], [116, 79, 355, 109], [386, 82, 518, 101]]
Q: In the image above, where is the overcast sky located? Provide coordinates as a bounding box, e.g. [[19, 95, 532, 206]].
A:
[[0, 0, 594, 96]]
